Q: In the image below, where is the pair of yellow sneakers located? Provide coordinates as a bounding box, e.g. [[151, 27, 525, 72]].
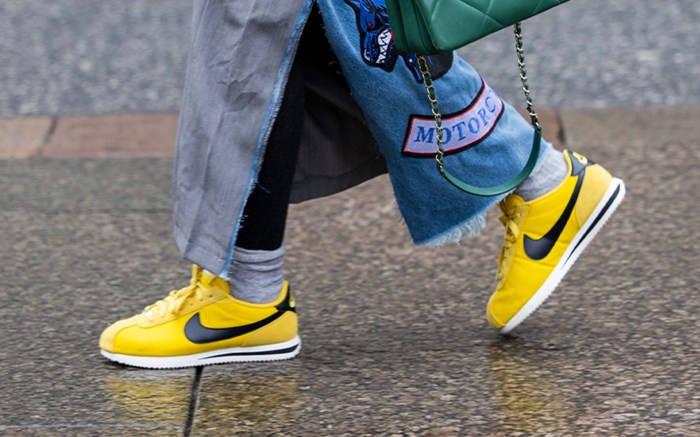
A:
[[100, 150, 624, 369]]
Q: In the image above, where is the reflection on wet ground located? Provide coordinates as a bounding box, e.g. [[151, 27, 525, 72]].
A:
[[194, 365, 302, 433], [101, 369, 195, 423], [488, 338, 579, 435]]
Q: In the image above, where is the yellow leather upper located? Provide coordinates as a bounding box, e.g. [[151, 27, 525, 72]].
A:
[[487, 151, 613, 329], [100, 265, 297, 356]]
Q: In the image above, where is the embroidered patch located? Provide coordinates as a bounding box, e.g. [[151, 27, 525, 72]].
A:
[[343, 0, 452, 82], [402, 80, 504, 156]]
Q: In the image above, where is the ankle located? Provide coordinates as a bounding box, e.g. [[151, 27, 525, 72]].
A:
[[226, 246, 286, 304], [515, 145, 567, 201]]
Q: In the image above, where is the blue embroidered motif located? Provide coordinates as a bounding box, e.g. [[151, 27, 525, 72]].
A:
[[343, 0, 452, 81]]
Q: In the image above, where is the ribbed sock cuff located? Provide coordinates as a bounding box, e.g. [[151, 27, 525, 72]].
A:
[[515, 145, 567, 201], [227, 246, 286, 304]]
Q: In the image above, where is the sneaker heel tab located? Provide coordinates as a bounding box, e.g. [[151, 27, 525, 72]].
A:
[[276, 283, 295, 312], [567, 150, 593, 176]]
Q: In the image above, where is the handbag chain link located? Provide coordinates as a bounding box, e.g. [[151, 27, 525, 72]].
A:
[[416, 22, 541, 176]]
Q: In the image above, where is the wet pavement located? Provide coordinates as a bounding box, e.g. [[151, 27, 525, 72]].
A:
[[1, 108, 699, 435]]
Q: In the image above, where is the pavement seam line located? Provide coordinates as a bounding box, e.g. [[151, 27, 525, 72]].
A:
[[184, 367, 203, 437], [555, 110, 567, 147], [37, 116, 59, 157]]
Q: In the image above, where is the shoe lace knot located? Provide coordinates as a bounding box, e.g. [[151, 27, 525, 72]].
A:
[[142, 266, 213, 321]]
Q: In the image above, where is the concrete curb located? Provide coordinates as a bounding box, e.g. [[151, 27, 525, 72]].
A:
[[0, 113, 178, 159], [0, 109, 564, 159]]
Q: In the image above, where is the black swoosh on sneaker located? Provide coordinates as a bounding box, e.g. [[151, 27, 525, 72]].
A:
[[523, 152, 588, 261], [184, 288, 295, 344]]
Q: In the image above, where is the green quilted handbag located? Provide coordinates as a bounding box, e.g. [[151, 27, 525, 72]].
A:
[[385, 0, 570, 197], [385, 0, 570, 54]]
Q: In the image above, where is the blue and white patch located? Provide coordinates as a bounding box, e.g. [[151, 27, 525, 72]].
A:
[[402, 80, 504, 156], [343, 0, 452, 82]]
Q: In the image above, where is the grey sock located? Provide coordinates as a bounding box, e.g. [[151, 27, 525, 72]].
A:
[[228, 246, 285, 304], [515, 145, 568, 201]]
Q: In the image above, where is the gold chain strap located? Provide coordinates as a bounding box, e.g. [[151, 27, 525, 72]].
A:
[[416, 55, 446, 173], [416, 22, 540, 174], [514, 22, 541, 130]]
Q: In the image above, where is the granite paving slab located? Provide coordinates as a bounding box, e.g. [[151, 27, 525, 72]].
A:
[[0, 158, 191, 432], [0, 211, 194, 434], [0, 157, 171, 212]]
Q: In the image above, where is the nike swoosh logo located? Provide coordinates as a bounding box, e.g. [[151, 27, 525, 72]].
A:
[[184, 289, 294, 344], [523, 160, 586, 261]]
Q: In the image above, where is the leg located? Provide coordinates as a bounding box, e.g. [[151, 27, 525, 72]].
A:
[[226, 56, 305, 304], [235, 57, 304, 252], [316, 0, 625, 333], [99, 53, 306, 369], [317, 0, 553, 245]]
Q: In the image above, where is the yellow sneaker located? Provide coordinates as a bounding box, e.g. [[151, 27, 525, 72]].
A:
[[99, 265, 300, 368], [487, 150, 625, 333]]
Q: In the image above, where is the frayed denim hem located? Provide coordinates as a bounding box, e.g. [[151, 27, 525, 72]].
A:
[[416, 211, 488, 247], [411, 141, 554, 248]]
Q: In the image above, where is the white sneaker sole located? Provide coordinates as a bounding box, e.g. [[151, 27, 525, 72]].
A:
[[101, 336, 301, 369], [500, 178, 626, 334]]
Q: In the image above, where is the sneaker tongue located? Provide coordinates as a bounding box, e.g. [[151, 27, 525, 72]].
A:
[[503, 193, 526, 211], [200, 270, 216, 287]]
